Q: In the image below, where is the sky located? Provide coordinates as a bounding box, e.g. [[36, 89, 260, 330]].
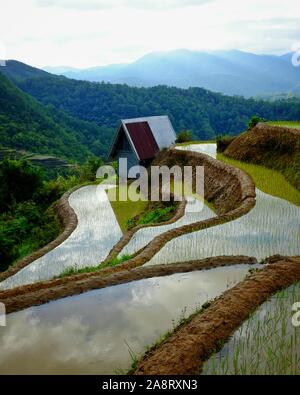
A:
[[0, 0, 300, 68]]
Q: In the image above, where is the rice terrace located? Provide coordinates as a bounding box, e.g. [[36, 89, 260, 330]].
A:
[[0, 0, 300, 382]]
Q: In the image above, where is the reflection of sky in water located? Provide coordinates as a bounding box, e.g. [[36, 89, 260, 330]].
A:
[[146, 189, 300, 265], [0, 265, 253, 374], [0, 185, 122, 290]]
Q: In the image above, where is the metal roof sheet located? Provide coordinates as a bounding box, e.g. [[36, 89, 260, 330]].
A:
[[125, 121, 159, 160], [122, 115, 176, 150], [109, 115, 176, 161]]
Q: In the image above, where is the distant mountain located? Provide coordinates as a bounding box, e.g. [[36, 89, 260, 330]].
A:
[[40, 49, 300, 97], [0, 72, 112, 162], [43, 65, 81, 75], [2, 60, 50, 81], [2, 59, 300, 142]]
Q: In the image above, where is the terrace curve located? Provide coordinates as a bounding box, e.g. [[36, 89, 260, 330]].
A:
[[0, 146, 256, 311]]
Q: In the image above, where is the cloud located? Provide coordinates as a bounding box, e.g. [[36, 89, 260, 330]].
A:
[[36, 0, 213, 10]]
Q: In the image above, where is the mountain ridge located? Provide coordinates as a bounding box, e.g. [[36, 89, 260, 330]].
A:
[[0, 72, 112, 162], [40, 49, 300, 97], [2, 59, 300, 143]]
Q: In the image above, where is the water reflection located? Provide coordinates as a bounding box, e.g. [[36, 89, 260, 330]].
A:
[[176, 144, 217, 158], [0, 265, 252, 374], [202, 283, 300, 375], [119, 199, 214, 257], [146, 189, 300, 265], [0, 185, 123, 290]]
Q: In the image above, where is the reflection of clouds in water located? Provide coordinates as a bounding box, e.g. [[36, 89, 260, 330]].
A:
[[0, 266, 253, 374], [0, 185, 123, 290], [0, 312, 116, 374]]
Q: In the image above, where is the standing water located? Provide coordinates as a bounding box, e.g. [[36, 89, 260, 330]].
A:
[[0, 185, 122, 290], [0, 265, 253, 374]]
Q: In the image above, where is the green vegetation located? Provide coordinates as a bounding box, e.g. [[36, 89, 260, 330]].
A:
[[0, 73, 112, 162], [220, 122, 300, 191], [0, 157, 104, 272], [247, 115, 265, 129], [267, 120, 300, 129], [175, 139, 216, 146], [58, 254, 132, 278], [216, 135, 236, 152], [175, 130, 193, 143], [3, 62, 300, 142], [0, 158, 60, 271], [127, 205, 176, 229], [107, 185, 148, 232], [217, 153, 300, 206], [107, 184, 178, 232], [202, 283, 300, 375]]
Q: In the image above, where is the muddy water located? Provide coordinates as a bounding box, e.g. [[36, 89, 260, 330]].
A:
[[0, 265, 253, 374], [0, 185, 122, 290]]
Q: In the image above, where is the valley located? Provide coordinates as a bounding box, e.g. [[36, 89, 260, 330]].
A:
[[0, 57, 299, 376], [0, 133, 299, 375]]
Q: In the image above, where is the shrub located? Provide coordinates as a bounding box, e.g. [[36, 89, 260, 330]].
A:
[[247, 115, 265, 129], [175, 130, 193, 143], [216, 135, 236, 153], [0, 158, 44, 213]]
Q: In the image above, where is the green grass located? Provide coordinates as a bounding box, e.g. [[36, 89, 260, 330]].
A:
[[107, 183, 181, 232], [126, 205, 177, 229], [217, 153, 300, 206], [175, 140, 216, 146], [202, 282, 300, 375], [267, 121, 300, 129], [57, 254, 132, 278], [107, 184, 148, 233]]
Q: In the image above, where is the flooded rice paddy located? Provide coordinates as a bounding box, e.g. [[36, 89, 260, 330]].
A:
[[0, 265, 253, 374], [0, 185, 122, 290], [176, 143, 217, 158], [119, 198, 215, 257], [202, 282, 300, 375], [145, 188, 300, 265]]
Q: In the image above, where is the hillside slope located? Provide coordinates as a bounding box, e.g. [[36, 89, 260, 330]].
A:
[[223, 123, 300, 190], [2, 60, 300, 141], [0, 73, 112, 161], [43, 50, 300, 97]]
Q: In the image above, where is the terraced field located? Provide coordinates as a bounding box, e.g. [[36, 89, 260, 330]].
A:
[[0, 142, 299, 375]]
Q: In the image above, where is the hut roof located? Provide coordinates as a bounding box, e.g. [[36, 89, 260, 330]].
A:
[[109, 115, 176, 161]]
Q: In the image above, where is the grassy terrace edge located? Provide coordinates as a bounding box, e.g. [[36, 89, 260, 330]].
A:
[[217, 153, 300, 206], [0, 148, 256, 312], [132, 256, 300, 375]]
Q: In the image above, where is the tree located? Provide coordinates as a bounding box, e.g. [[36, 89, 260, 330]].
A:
[[175, 130, 193, 143], [247, 115, 265, 129], [0, 158, 43, 212]]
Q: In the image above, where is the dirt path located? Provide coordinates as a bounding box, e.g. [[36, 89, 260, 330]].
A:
[[0, 256, 256, 314], [133, 255, 300, 375]]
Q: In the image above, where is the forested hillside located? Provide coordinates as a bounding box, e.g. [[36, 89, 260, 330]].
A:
[[45, 50, 300, 97], [2, 60, 300, 141], [0, 73, 112, 161]]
